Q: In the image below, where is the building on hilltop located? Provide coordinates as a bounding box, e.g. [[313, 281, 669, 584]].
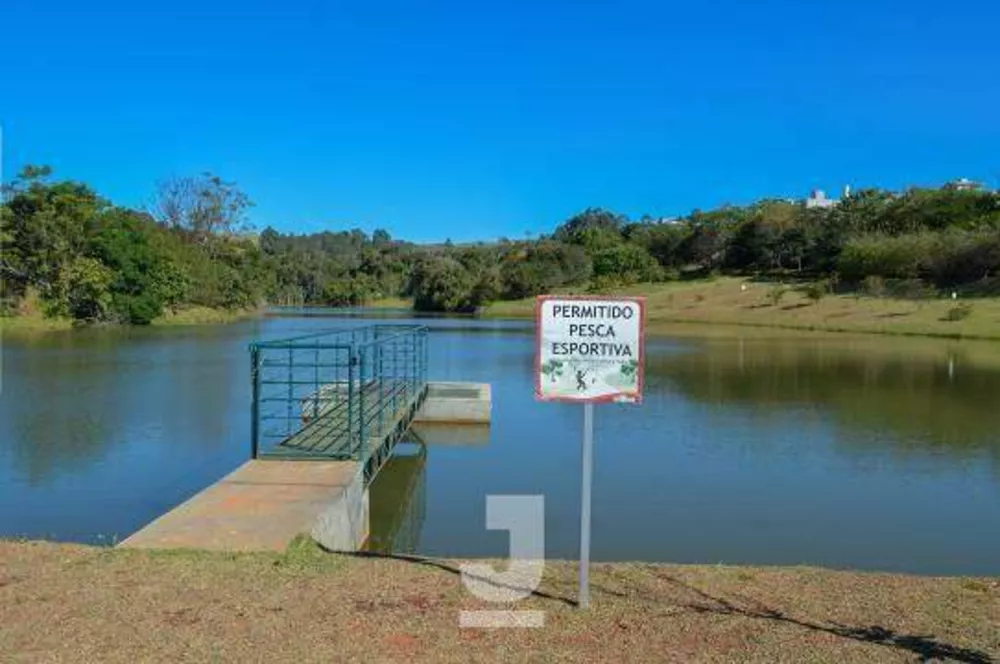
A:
[[944, 177, 983, 192], [805, 189, 836, 209], [804, 185, 852, 209]]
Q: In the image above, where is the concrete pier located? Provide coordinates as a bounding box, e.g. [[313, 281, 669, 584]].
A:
[[410, 422, 490, 447], [414, 382, 491, 424], [119, 382, 491, 553], [118, 460, 365, 552]]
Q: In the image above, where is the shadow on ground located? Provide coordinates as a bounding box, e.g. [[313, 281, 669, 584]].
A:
[[340, 549, 576, 607], [343, 550, 993, 664], [597, 570, 994, 664]]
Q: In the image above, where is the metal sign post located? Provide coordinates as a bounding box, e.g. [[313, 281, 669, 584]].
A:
[[579, 401, 594, 609], [535, 296, 645, 610]]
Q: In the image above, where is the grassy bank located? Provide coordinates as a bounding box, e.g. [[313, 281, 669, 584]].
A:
[[151, 305, 260, 327], [9, 281, 1000, 341], [0, 306, 259, 334], [0, 313, 75, 333], [365, 296, 414, 309], [483, 278, 1000, 340], [1, 540, 996, 663]]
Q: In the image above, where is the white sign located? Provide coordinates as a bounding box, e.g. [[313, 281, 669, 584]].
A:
[[535, 296, 645, 403]]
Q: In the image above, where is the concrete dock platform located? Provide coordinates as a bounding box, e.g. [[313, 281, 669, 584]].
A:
[[119, 381, 491, 553], [414, 382, 491, 424], [410, 422, 491, 447], [119, 460, 364, 552]]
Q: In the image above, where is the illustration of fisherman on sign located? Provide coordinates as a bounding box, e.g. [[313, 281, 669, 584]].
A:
[[575, 369, 589, 391]]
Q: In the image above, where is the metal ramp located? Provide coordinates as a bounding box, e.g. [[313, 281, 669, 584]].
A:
[[250, 325, 429, 485]]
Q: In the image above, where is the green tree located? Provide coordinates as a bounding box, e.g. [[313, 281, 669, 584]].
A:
[[554, 208, 626, 251], [2, 166, 106, 316], [61, 257, 114, 321], [591, 243, 662, 285], [838, 233, 938, 281], [499, 241, 592, 298], [625, 222, 687, 268], [88, 208, 185, 324], [411, 257, 479, 312], [832, 188, 894, 235], [679, 224, 726, 271], [726, 220, 779, 270]]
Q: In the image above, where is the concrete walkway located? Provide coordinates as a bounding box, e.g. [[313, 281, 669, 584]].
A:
[[119, 460, 359, 552]]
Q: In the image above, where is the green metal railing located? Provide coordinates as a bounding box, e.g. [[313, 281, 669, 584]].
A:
[[250, 325, 428, 478]]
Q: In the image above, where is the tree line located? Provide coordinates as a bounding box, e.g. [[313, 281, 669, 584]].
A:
[[2, 166, 999, 324]]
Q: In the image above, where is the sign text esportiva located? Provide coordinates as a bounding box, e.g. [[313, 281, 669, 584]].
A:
[[535, 296, 645, 403]]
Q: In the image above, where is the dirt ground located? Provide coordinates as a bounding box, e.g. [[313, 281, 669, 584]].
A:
[[1, 540, 997, 663]]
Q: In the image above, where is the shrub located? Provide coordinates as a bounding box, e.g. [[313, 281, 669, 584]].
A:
[[662, 268, 681, 281], [323, 277, 372, 307], [828, 271, 840, 294], [862, 275, 886, 298], [499, 242, 592, 299], [115, 293, 164, 325], [766, 285, 787, 306], [838, 233, 936, 280], [587, 275, 621, 294], [61, 257, 115, 321], [885, 278, 937, 301], [838, 231, 1000, 289], [923, 230, 1000, 286], [942, 303, 973, 322], [802, 279, 830, 303]]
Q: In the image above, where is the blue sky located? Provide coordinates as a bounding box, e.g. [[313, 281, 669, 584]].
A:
[[2, 0, 998, 242]]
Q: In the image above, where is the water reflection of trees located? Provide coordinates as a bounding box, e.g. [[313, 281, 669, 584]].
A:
[[365, 441, 427, 554], [651, 339, 1000, 464], [2, 328, 244, 485], [3, 342, 123, 486]]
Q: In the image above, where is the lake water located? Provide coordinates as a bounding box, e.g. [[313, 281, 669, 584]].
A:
[[2, 313, 999, 575]]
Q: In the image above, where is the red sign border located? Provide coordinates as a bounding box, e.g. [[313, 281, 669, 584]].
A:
[[534, 294, 646, 404]]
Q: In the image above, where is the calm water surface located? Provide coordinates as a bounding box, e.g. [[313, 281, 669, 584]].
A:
[[2, 314, 999, 575]]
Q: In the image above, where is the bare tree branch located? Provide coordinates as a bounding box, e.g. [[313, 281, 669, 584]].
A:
[[149, 173, 254, 242]]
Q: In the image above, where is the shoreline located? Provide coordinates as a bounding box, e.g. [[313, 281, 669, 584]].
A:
[[150, 305, 262, 327], [0, 306, 262, 335], [5, 280, 1000, 343], [2, 539, 996, 662]]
